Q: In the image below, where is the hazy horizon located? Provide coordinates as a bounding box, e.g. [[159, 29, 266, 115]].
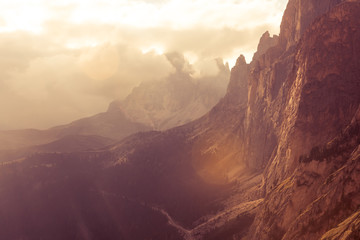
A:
[[0, 0, 287, 130]]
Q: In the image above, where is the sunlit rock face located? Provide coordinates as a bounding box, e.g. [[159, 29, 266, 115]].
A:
[[245, 1, 360, 239], [252, 31, 279, 62], [239, 0, 355, 175], [264, 0, 360, 191]]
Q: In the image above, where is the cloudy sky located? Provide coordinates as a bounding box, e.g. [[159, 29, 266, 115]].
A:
[[0, 0, 288, 130]]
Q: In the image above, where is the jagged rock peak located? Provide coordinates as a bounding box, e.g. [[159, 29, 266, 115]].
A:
[[252, 31, 279, 61], [235, 54, 247, 66], [215, 57, 230, 73], [225, 54, 249, 105]]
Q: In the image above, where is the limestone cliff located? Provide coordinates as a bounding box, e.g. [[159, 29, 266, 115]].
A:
[[279, 0, 344, 49], [244, 1, 360, 239]]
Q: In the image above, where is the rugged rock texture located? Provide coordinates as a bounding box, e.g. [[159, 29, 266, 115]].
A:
[[266, 0, 360, 188], [225, 55, 249, 106], [279, 0, 344, 49], [250, 109, 360, 239], [252, 31, 279, 61], [246, 1, 360, 239]]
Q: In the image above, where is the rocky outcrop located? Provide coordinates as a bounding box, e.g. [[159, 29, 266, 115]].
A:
[[225, 55, 249, 106], [252, 31, 279, 61]]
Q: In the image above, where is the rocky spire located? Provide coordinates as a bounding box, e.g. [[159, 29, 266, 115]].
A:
[[252, 31, 279, 62], [225, 55, 249, 105]]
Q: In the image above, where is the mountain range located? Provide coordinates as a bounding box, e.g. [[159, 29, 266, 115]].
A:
[[0, 55, 229, 162], [0, 0, 359, 239]]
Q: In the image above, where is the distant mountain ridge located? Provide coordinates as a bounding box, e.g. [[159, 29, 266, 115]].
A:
[[0, 109, 150, 154], [0, 55, 229, 157], [109, 55, 230, 130]]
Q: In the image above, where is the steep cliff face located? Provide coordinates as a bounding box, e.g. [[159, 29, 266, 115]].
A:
[[246, 1, 360, 239], [241, 0, 354, 175], [279, 0, 344, 49], [249, 106, 360, 240], [264, 0, 360, 190]]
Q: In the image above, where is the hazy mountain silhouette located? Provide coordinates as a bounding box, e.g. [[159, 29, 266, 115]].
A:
[[0, 55, 229, 163], [109, 54, 230, 130]]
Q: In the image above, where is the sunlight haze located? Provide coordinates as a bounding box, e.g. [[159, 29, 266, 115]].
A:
[[0, 0, 288, 130]]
